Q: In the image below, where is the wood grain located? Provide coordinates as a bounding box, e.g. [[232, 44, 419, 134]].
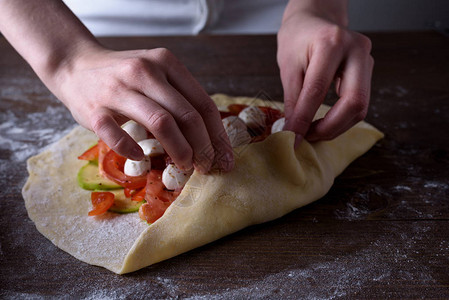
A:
[[1, 32, 448, 298]]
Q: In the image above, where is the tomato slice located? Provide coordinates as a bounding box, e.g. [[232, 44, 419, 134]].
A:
[[88, 192, 115, 216], [78, 143, 99, 161], [97, 140, 110, 176], [102, 149, 147, 189]]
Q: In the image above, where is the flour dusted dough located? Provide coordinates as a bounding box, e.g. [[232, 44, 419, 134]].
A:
[[22, 94, 384, 274]]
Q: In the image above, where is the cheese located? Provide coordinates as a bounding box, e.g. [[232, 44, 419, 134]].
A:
[[271, 117, 285, 134], [122, 120, 147, 142], [222, 116, 252, 148], [138, 139, 164, 156], [162, 163, 193, 190], [124, 158, 151, 177], [238, 106, 266, 128]]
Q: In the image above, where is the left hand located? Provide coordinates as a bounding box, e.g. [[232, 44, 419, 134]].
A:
[[277, 10, 374, 146]]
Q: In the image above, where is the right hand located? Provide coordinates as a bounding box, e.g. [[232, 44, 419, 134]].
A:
[[47, 46, 234, 173]]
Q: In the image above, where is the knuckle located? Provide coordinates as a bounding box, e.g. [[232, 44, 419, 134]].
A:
[[105, 78, 125, 96], [304, 78, 328, 100], [120, 57, 147, 77], [199, 100, 218, 116], [110, 134, 131, 155], [347, 94, 369, 121], [178, 109, 203, 127], [318, 25, 346, 48], [357, 34, 373, 53], [292, 117, 311, 137], [175, 146, 193, 167], [153, 47, 175, 62], [146, 111, 173, 133], [91, 114, 111, 135]]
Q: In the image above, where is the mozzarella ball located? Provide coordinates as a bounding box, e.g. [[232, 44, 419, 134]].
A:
[[122, 120, 147, 142], [162, 163, 193, 190], [137, 139, 165, 157], [271, 117, 286, 134], [222, 116, 252, 148], [238, 106, 266, 128], [124, 158, 151, 177]]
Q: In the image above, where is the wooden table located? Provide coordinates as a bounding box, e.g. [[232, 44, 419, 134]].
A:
[[1, 32, 448, 298]]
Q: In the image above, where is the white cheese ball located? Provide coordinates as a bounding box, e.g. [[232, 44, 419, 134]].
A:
[[124, 158, 151, 177], [271, 117, 286, 134], [162, 163, 193, 190], [122, 120, 147, 142], [137, 139, 165, 156], [238, 106, 266, 129], [222, 116, 252, 148]]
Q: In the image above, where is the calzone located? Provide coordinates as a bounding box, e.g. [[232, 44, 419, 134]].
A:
[[22, 94, 384, 274]]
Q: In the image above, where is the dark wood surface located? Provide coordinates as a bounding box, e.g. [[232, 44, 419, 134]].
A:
[[1, 32, 448, 299]]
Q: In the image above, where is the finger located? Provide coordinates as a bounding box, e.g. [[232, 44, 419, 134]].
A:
[[280, 63, 304, 122], [306, 51, 373, 141], [118, 91, 195, 171], [90, 109, 144, 160], [284, 45, 344, 140], [145, 80, 215, 174], [164, 59, 235, 172]]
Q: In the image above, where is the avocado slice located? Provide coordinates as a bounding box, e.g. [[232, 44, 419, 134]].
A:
[[77, 162, 122, 190], [108, 189, 144, 214]]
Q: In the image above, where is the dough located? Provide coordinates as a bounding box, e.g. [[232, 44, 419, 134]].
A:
[[22, 94, 384, 274]]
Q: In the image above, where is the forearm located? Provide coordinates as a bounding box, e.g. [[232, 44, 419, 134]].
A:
[[0, 0, 102, 82], [283, 0, 348, 27]]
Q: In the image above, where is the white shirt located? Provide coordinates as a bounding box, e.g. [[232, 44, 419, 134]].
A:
[[63, 0, 288, 36]]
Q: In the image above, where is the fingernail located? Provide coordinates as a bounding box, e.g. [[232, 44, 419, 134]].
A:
[[294, 134, 303, 149], [130, 147, 144, 161]]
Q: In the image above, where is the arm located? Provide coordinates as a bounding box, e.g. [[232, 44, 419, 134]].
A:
[[277, 0, 374, 146], [0, 0, 234, 173]]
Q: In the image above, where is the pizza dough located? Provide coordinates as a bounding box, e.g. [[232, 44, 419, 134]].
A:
[[22, 94, 384, 274]]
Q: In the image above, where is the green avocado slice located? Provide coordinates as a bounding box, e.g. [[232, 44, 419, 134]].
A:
[[77, 162, 122, 190], [108, 189, 144, 214]]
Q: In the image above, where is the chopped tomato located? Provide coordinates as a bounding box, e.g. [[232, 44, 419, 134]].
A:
[[251, 126, 271, 143], [138, 200, 169, 224], [258, 106, 284, 126], [124, 187, 139, 198], [220, 111, 235, 119], [146, 170, 164, 195], [137, 170, 181, 223], [227, 104, 247, 115], [102, 149, 147, 189], [78, 143, 99, 161], [131, 188, 146, 202], [88, 192, 114, 216], [158, 189, 181, 203]]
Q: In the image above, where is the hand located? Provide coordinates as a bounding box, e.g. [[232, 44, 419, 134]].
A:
[[47, 46, 234, 173], [277, 9, 374, 146]]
